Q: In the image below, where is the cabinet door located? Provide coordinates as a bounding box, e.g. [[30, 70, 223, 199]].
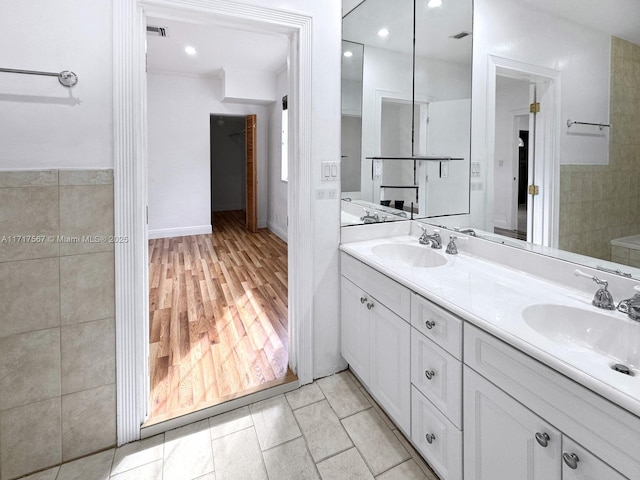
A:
[[464, 367, 561, 480], [562, 437, 628, 480], [340, 276, 370, 384], [369, 299, 411, 433]]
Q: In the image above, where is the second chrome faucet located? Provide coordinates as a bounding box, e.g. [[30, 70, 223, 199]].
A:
[[418, 225, 442, 249]]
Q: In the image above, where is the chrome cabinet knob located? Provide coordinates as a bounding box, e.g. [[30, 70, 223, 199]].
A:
[[535, 432, 550, 447], [424, 370, 435, 380], [425, 320, 436, 329], [366, 302, 374, 310], [425, 433, 436, 444], [360, 296, 367, 304], [563, 453, 579, 469]]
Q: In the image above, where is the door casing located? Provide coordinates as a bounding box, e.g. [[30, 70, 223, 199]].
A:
[[113, 0, 314, 445]]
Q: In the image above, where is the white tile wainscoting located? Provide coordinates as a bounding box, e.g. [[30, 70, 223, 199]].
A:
[[0, 169, 116, 480]]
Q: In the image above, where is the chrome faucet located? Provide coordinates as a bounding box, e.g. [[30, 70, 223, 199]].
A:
[[360, 209, 380, 224], [456, 227, 477, 237], [574, 269, 615, 310], [617, 286, 640, 321], [419, 225, 442, 249]]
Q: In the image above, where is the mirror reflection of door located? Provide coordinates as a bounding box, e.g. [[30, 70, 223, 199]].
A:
[[493, 76, 532, 241]]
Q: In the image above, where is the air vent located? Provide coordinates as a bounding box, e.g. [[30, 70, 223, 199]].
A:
[[450, 31, 471, 40], [147, 25, 168, 37]]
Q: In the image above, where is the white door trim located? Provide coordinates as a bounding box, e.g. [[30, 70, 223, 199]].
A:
[[113, 0, 314, 445], [486, 55, 561, 247]]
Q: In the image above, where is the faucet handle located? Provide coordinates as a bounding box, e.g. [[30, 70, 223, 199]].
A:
[[445, 235, 468, 255], [575, 269, 615, 310]]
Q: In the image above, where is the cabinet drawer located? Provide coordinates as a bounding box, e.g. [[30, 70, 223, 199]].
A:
[[411, 386, 462, 480], [562, 437, 628, 480], [411, 293, 462, 359], [341, 252, 411, 320], [464, 323, 640, 480], [411, 329, 462, 428]]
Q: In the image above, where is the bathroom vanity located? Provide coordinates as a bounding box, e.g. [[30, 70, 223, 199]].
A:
[[340, 222, 640, 480]]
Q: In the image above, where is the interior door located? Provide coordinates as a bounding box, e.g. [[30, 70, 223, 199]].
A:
[[245, 114, 257, 232]]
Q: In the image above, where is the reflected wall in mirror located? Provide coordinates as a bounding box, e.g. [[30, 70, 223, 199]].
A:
[[340, 0, 473, 224], [430, 0, 640, 275]]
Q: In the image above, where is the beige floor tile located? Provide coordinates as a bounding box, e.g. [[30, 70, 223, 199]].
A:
[[359, 387, 397, 431], [209, 405, 253, 440], [317, 372, 370, 419], [163, 419, 214, 480], [316, 448, 374, 480], [212, 427, 267, 480], [341, 409, 410, 476], [249, 394, 301, 451], [262, 437, 320, 480], [345, 369, 363, 388], [110, 459, 163, 480], [294, 399, 352, 462], [392, 430, 440, 479], [375, 459, 429, 480], [286, 382, 325, 410], [110, 434, 164, 477], [57, 449, 114, 480]]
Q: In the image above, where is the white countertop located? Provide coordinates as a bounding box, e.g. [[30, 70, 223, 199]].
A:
[[340, 234, 640, 418]]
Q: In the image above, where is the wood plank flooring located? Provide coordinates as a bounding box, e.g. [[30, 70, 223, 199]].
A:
[[147, 210, 294, 424]]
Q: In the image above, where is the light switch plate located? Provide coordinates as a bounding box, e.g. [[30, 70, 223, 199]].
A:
[[321, 161, 339, 182]]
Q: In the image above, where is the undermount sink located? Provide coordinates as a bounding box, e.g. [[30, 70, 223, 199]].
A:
[[371, 243, 447, 268], [522, 304, 640, 368]]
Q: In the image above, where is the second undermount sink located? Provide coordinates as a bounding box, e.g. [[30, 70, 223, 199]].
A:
[[371, 243, 447, 268], [522, 304, 640, 368]]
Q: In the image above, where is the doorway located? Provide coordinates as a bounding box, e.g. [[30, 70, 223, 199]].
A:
[[487, 56, 560, 247], [115, 1, 315, 445], [143, 16, 297, 429]]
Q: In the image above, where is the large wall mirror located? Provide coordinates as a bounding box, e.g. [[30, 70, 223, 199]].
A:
[[341, 0, 473, 225], [428, 0, 640, 276]]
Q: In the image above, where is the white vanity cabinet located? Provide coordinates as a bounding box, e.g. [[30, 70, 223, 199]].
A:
[[464, 323, 636, 480], [340, 253, 411, 433], [464, 366, 562, 480], [561, 437, 628, 480], [410, 293, 464, 480]]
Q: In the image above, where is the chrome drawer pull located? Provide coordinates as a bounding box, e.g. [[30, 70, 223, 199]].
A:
[[366, 302, 374, 310], [563, 453, 579, 469], [360, 296, 367, 304], [535, 432, 550, 447], [425, 320, 436, 329], [424, 370, 435, 380], [425, 433, 436, 444]]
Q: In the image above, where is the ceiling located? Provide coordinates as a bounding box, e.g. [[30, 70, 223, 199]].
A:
[[146, 17, 288, 77]]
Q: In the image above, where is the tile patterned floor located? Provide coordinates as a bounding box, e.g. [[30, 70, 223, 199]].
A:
[[23, 371, 440, 480]]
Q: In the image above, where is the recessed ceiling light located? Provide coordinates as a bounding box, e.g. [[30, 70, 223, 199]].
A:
[[428, 0, 443, 7], [377, 28, 390, 38], [184, 45, 197, 55], [343, 51, 354, 58]]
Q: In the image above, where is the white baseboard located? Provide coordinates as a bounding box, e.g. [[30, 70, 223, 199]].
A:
[[268, 221, 288, 243], [493, 218, 509, 230], [148, 224, 212, 239]]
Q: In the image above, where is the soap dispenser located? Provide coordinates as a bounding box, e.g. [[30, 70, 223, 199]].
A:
[[617, 285, 640, 321]]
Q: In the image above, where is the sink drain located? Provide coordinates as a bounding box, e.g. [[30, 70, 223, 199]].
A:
[[612, 364, 634, 376]]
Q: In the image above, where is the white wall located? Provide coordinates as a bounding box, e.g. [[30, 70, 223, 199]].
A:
[[0, 0, 113, 169], [267, 68, 289, 242], [240, 0, 343, 378], [471, 0, 611, 231], [147, 72, 271, 237]]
